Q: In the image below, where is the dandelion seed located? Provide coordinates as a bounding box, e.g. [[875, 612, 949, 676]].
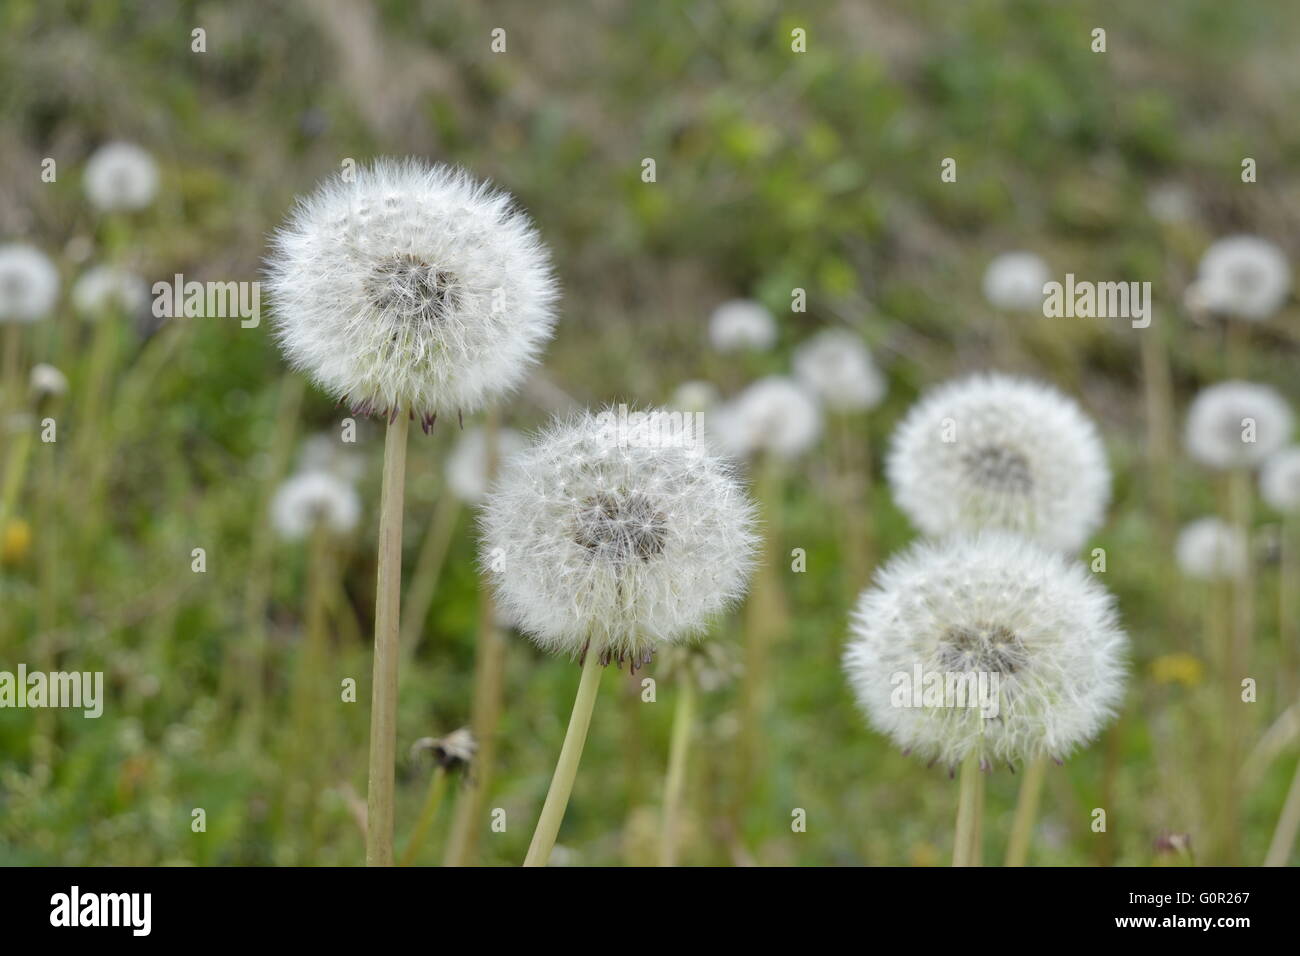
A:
[[270, 470, 362, 541], [481, 407, 757, 662], [1194, 235, 1291, 322], [265, 159, 559, 422], [29, 363, 67, 399], [1184, 380, 1293, 470], [709, 376, 822, 460], [83, 142, 159, 212], [708, 299, 776, 353], [887, 373, 1110, 552], [445, 425, 526, 504], [1175, 517, 1248, 580], [983, 252, 1049, 312], [842, 531, 1127, 767], [0, 244, 59, 323], [793, 328, 886, 412], [71, 264, 149, 318]]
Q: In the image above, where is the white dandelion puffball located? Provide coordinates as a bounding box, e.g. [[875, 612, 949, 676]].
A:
[[672, 380, 719, 413], [1184, 381, 1293, 470], [83, 142, 159, 212], [1261, 447, 1300, 513], [0, 244, 59, 323], [265, 159, 559, 424], [793, 328, 886, 412], [1175, 518, 1247, 580], [71, 265, 149, 318], [1195, 235, 1291, 321], [445, 425, 526, 503], [29, 363, 68, 399], [708, 299, 777, 352], [843, 532, 1127, 766], [887, 373, 1110, 552], [709, 376, 822, 460], [271, 470, 362, 540], [982, 251, 1050, 312], [480, 408, 757, 662]]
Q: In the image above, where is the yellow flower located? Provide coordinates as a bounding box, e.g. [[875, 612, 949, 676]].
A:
[[1151, 653, 1203, 687], [2, 518, 32, 564]]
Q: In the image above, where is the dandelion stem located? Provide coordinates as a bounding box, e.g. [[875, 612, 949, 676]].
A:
[[1263, 756, 1300, 866], [398, 492, 460, 661], [1004, 756, 1047, 866], [366, 411, 409, 866], [952, 751, 983, 867], [1220, 465, 1253, 863], [1279, 513, 1297, 706], [659, 676, 696, 867], [399, 765, 448, 867], [523, 649, 604, 867], [1, 321, 20, 421]]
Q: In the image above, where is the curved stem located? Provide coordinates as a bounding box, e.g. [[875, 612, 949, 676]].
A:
[[1264, 756, 1300, 866], [523, 650, 604, 867], [1004, 756, 1047, 866], [366, 412, 409, 866], [659, 677, 696, 866], [400, 765, 448, 867]]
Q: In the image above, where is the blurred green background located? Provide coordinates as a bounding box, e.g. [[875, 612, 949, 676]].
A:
[[1, 0, 1299, 865]]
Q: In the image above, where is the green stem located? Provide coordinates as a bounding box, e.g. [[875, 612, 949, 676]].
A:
[[1263, 756, 1300, 866], [952, 752, 982, 867], [398, 492, 460, 661], [1004, 756, 1047, 866], [400, 765, 448, 867], [366, 412, 409, 866], [659, 677, 696, 867], [523, 649, 604, 867]]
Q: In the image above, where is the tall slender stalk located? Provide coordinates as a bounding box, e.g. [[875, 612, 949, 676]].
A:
[[1139, 324, 1175, 557], [1279, 513, 1296, 706], [659, 677, 696, 867], [523, 649, 604, 867], [398, 492, 460, 660], [1004, 756, 1047, 866], [952, 751, 983, 867], [400, 765, 448, 867], [1, 321, 20, 424], [1263, 756, 1300, 866], [366, 412, 410, 866], [1220, 465, 1253, 863]]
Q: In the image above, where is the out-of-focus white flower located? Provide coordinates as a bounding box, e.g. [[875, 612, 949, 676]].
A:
[[1184, 381, 1293, 470], [708, 376, 822, 460], [83, 142, 159, 212], [445, 425, 526, 503], [708, 299, 776, 352], [1175, 518, 1247, 580], [29, 363, 68, 399], [886, 373, 1110, 552], [71, 264, 149, 318], [1260, 447, 1300, 514], [1194, 235, 1291, 321], [982, 252, 1050, 312], [265, 159, 559, 426], [843, 532, 1127, 767], [1146, 183, 1195, 225], [793, 328, 886, 412], [672, 380, 719, 414], [479, 408, 757, 663], [0, 244, 59, 323], [271, 470, 362, 540], [297, 433, 366, 483]]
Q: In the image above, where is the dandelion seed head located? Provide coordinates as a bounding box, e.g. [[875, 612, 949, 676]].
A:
[[1195, 235, 1291, 321], [793, 329, 886, 412], [71, 264, 149, 318], [480, 407, 757, 661], [842, 532, 1127, 766], [265, 159, 559, 421], [982, 251, 1049, 312], [0, 244, 59, 323], [83, 142, 159, 212], [271, 469, 362, 540], [445, 425, 526, 503], [1175, 517, 1248, 580], [1184, 380, 1293, 470], [672, 380, 719, 414], [29, 363, 68, 399], [1261, 447, 1300, 514], [709, 376, 822, 460], [887, 373, 1111, 552], [708, 299, 776, 352]]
